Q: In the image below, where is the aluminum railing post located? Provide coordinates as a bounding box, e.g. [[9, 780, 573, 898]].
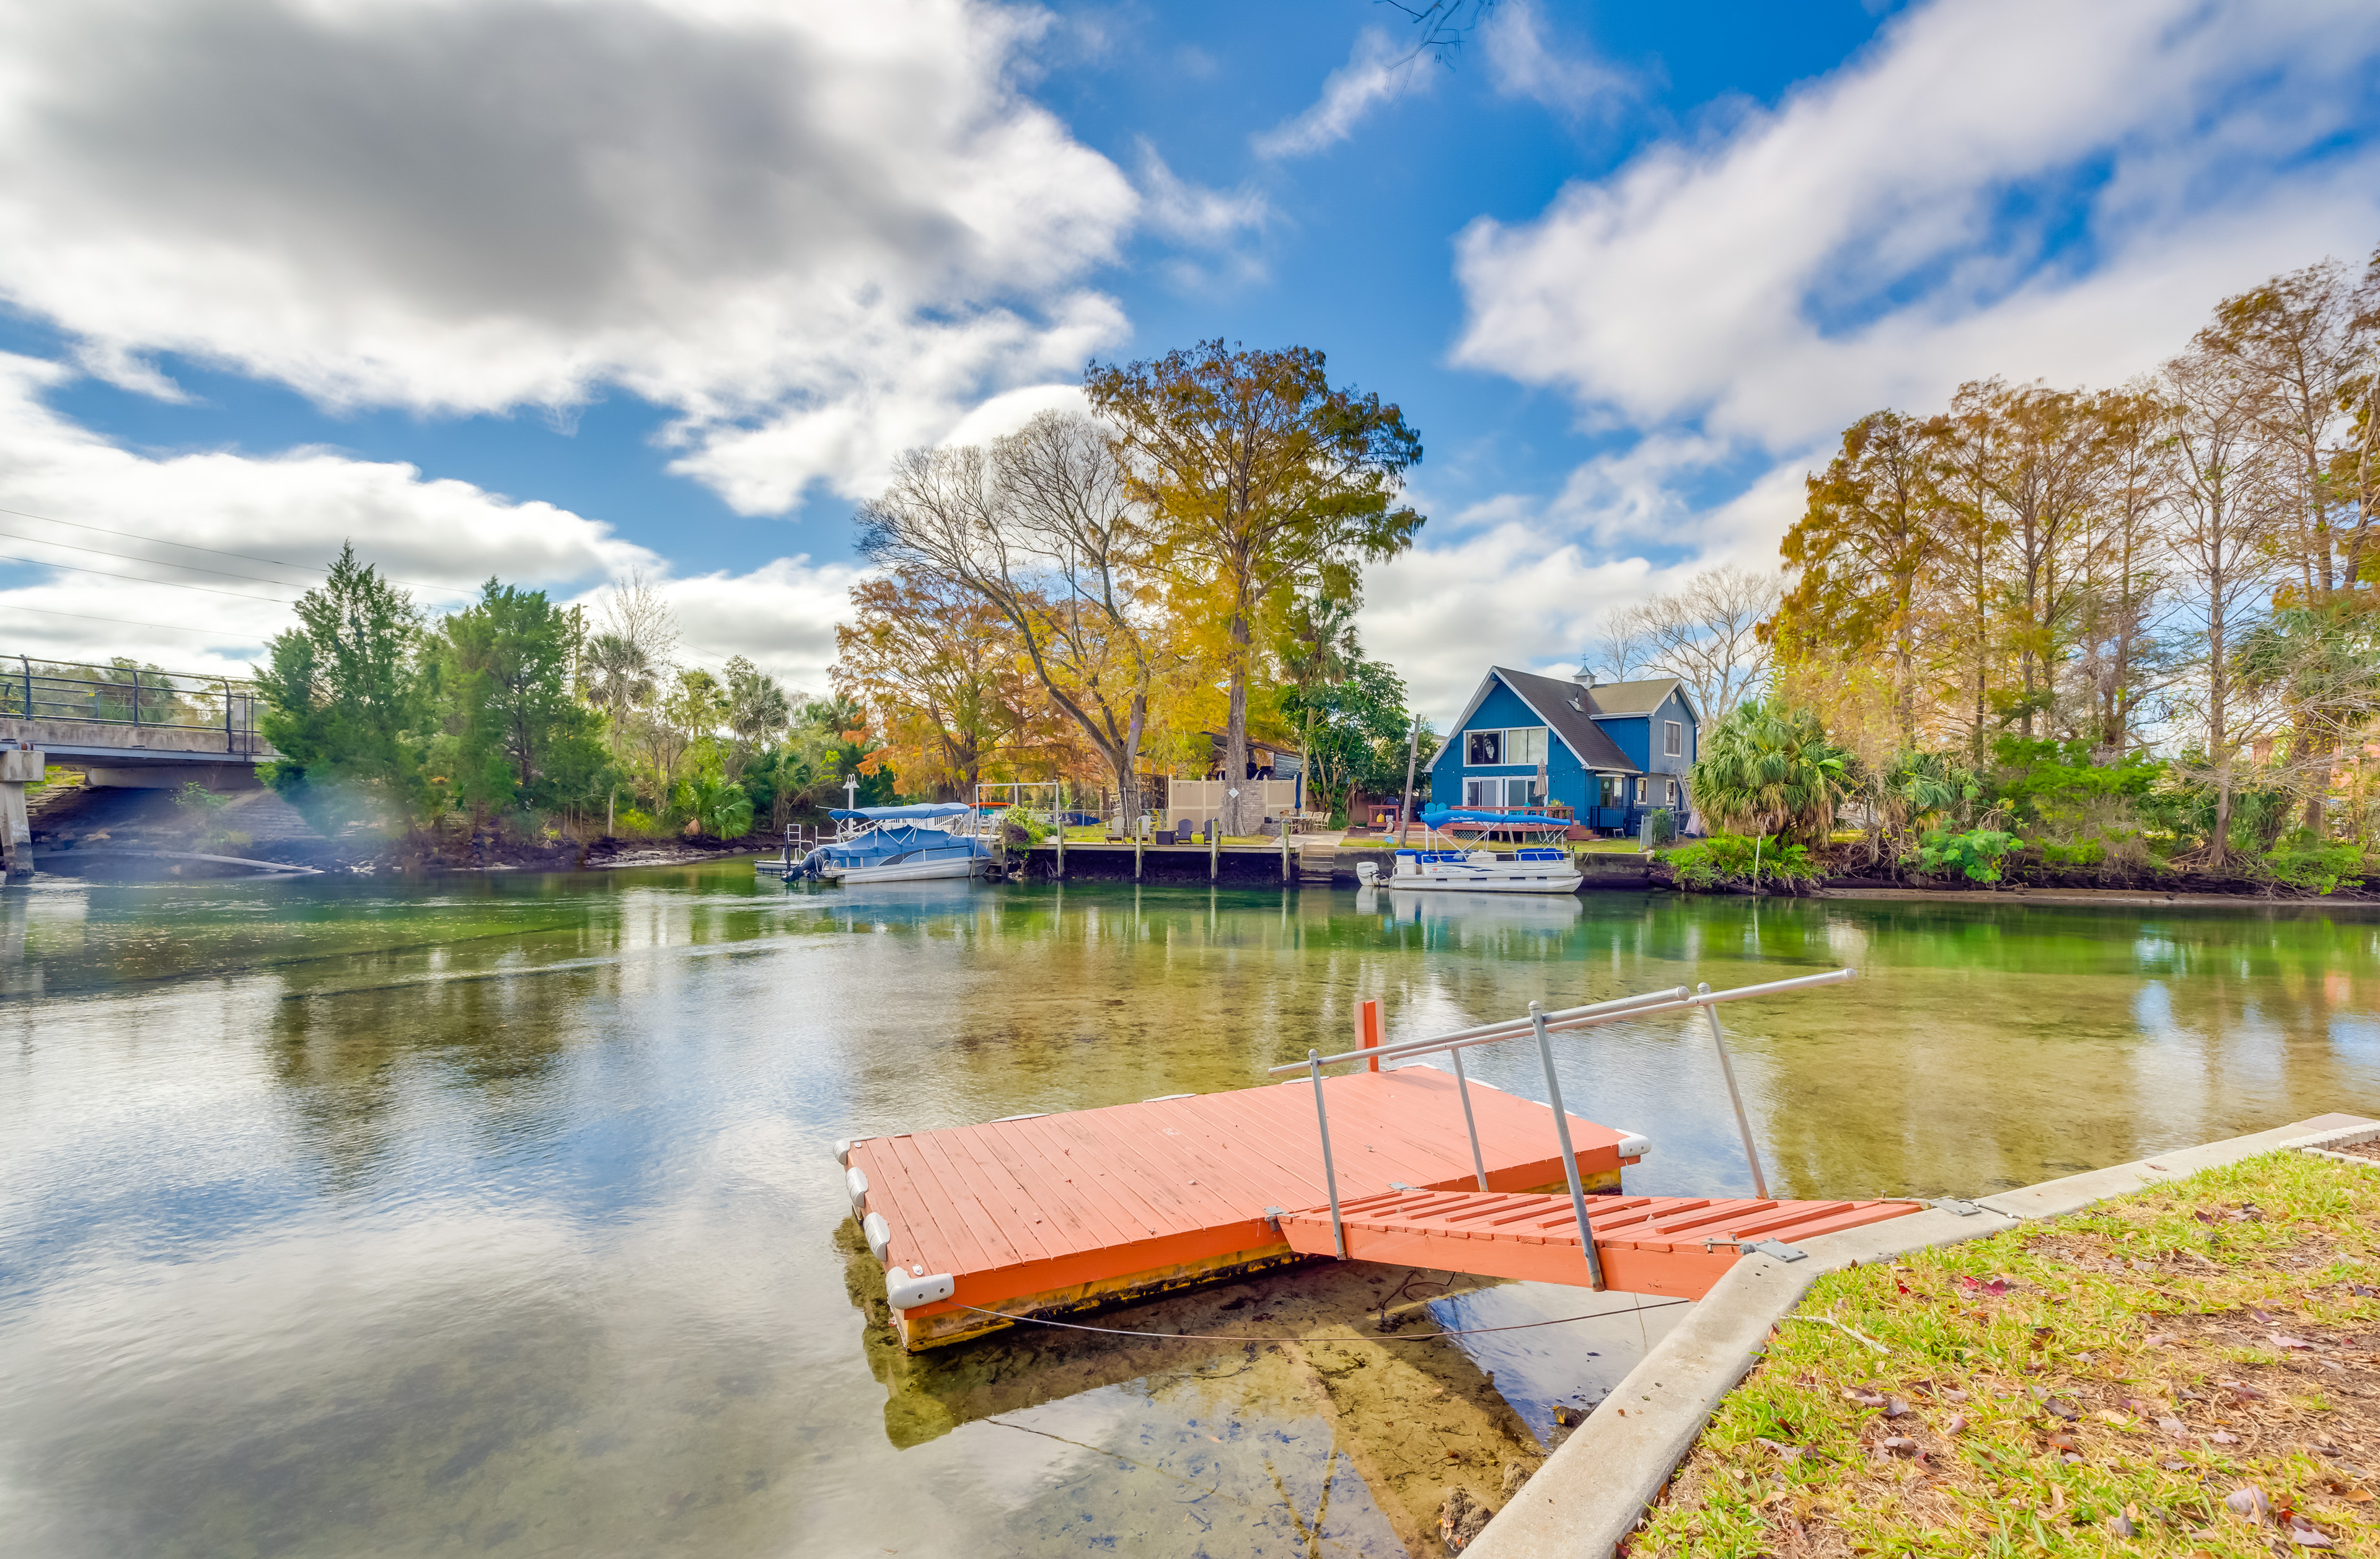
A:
[[1695, 980, 1770, 1199], [1308, 1049, 1345, 1258], [1531, 1001, 1604, 1291], [131, 668, 139, 727], [1698, 981, 1770, 1199], [1448, 1044, 1489, 1192]]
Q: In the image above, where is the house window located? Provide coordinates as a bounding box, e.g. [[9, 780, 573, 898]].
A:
[[1597, 775, 1625, 807], [1465, 726, 1547, 766], [1665, 777, 1679, 805], [1465, 777, 1542, 807], [1664, 720, 1683, 758]]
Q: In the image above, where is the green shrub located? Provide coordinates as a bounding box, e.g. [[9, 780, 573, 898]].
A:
[[613, 806, 659, 838], [1662, 832, 1820, 891], [2265, 839, 2369, 895], [1642, 807, 1677, 847], [1913, 827, 2019, 882]]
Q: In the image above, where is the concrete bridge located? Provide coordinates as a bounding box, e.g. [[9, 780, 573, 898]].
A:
[[2, 656, 276, 871]]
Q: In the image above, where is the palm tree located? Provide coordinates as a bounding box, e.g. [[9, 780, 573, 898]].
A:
[[1686, 699, 1851, 849], [583, 632, 656, 834]]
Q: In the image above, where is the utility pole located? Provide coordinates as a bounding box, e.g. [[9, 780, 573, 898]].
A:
[[1395, 712, 1423, 847]]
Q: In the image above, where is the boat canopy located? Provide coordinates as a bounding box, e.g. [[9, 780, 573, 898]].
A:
[[1418, 805, 1569, 829], [829, 803, 971, 821], [818, 823, 992, 866]]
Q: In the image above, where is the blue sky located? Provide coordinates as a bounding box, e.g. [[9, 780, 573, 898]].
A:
[[1, 0, 2374, 710]]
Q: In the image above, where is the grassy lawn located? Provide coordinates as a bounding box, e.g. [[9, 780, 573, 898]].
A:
[[1634, 1150, 2380, 1557]]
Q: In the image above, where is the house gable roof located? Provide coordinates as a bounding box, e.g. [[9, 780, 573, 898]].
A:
[[1458, 666, 1639, 774], [1583, 678, 1693, 720]]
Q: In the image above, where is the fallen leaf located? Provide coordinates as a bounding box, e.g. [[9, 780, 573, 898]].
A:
[[2100, 1410, 2133, 1427], [2045, 1398, 2081, 1420], [2161, 1458, 2187, 1471], [1942, 1413, 1967, 1435], [1940, 1387, 1968, 1403], [2250, 1307, 2278, 1323], [2210, 1431, 2241, 1445], [1842, 1387, 1887, 1408], [2111, 1514, 2140, 1538], [1880, 1436, 1919, 1457], [2226, 1486, 2272, 1522], [2160, 1416, 2189, 1436], [2269, 1334, 2316, 1351], [2290, 1527, 2337, 1548], [2143, 1332, 2179, 1346], [2343, 1489, 2375, 1504], [1882, 1397, 1911, 1419]]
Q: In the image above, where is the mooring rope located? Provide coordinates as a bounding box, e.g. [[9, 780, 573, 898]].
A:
[[953, 1295, 1690, 1343]]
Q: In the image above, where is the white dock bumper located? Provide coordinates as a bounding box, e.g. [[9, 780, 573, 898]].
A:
[[834, 1137, 869, 1168], [1615, 1131, 1651, 1161], [862, 1211, 892, 1263], [885, 1269, 954, 1310], [845, 1166, 869, 1216]]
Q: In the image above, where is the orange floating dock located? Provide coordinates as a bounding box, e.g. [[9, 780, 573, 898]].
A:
[[845, 1067, 1642, 1349], [1278, 1188, 1924, 1299]]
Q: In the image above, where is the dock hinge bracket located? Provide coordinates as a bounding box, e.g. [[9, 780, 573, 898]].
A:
[[1262, 1206, 1285, 1231], [1931, 1198, 1988, 1217]]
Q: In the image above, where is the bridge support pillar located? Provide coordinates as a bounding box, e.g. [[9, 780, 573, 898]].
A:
[[1, 746, 41, 876]]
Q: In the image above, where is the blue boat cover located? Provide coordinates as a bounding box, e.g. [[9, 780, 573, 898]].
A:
[[828, 803, 972, 821], [1418, 805, 1569, 829]]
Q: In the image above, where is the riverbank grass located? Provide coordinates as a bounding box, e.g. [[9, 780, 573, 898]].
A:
[[1634, 1150, 2380, 1556]]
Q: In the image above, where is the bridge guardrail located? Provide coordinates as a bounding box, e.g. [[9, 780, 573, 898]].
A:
[[6, 655, 265, 757]]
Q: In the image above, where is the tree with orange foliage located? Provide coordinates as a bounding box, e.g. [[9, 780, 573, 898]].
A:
[[831, 568, 1059, 800]]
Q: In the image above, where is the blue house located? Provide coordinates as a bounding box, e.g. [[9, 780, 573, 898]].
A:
[[1427, 667, 1699, 834]]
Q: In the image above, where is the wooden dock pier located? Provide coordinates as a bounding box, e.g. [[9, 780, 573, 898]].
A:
[[844, 1067, 1643, 1349], [843, 969, 1918, 1352]]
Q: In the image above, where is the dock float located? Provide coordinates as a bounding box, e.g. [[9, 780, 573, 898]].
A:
[[845, 1067, 1641, 1349], [845, 968, 1916, 1351]]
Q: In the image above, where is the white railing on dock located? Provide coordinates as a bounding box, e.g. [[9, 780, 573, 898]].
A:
[[1266, 968, 1859, 1291]]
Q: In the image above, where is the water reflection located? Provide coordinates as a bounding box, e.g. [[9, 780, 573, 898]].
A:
[[2, 867, 2377, 1557]]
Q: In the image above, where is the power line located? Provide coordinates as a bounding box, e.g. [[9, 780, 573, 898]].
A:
[[0, 526, 318, 590], [0, 504, 475, 597], [0, 550, 299, 603], [2, 601, 269, 641], [0, 504, 347, 576]]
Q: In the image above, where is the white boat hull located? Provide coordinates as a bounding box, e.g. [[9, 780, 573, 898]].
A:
[[1385, 870, 1582, 894], [824, 855, 984, 885]]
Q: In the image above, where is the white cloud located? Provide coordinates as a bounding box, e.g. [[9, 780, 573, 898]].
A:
[[1419, 0, 2380, 697], [0, 355, 852, 692], [0, 0, 1145, 513], [1358, 463, 1803, 720], [1455, 0, 2380, 453], [1481, 0, 1631, 120], [1253, 29, 1423, 160]]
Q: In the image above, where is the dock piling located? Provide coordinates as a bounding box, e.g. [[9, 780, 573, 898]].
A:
[[1056, 820, 1065, 880], [1209, 824, 1219, 880], [1532, 1000, 1605, 1291]]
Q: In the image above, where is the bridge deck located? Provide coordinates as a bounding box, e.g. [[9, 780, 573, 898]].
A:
[[1278, 1188, 1925, 1298], [848, 1067, 1641, 1349]]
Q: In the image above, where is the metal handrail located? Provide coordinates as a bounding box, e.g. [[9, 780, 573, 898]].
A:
[[1271, 968, 1859, 1291], [8, 653, 263, 755], [1271, 968, 1856, 1074]]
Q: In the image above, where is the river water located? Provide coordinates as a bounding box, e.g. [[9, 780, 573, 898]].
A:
[[3, 865, 2375, 1557]]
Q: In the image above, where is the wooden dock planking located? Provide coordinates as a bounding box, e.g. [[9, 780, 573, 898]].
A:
[[850, 1067, 1639, 1348], [1276, 1188, 1924, 1299]]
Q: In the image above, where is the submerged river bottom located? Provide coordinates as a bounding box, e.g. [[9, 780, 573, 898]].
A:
[[2, 867, 2375, 1556]]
